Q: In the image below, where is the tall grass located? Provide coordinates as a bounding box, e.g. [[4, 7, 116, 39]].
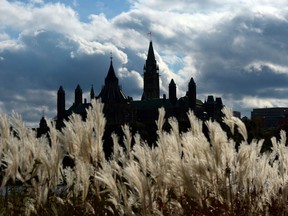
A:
[[0, 100, 287, 215]]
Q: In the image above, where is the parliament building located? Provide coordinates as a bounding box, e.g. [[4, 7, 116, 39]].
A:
[[50, 40, 224, 145]]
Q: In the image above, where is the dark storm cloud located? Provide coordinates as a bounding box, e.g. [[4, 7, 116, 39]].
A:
[[1, 0, 288, 123], [112, 4, 288, 115], [0, 30, 133, 124], [193, 10, 288, 106]]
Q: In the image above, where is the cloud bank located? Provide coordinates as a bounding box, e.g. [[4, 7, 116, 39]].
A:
[[1, 0, 288, 125]]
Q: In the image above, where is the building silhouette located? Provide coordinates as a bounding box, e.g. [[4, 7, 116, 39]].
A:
[[51, 40, 224, 146], [142, 41, 159, 100], [251, 107, 288, 128]]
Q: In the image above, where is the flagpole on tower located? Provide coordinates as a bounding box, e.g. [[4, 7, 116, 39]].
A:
[[147, 31, 152, 41]]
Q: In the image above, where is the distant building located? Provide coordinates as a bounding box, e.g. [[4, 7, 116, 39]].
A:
[[55, 40, 225, 135], [233, 111, 241, 119], [251, 107, 288, 128]]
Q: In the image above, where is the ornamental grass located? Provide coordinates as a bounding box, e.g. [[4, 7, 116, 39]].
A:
[[0, 100, 287, 215]]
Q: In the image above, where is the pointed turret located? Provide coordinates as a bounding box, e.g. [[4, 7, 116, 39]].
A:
[[142, 40, 159, 100], [147, 41, 156, 66], [57, 85, 65, 120], [206, 95, 215, 119], [187, 77, 196, 110], [105, 60, 119, 85], [37, 116, 49, 137], [90, 85, 95, 101], [215, 97, 224, 120], [169, 79, 177, 105], [75, 84, 82, 106], [98, 57, 127, 103]]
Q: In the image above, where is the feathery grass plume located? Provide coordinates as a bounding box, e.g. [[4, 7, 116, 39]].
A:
[[3, 100, 288, 214], [156, 107, 166, 132], [205, 119, 230, 171], [122, 124, 133, 161], [45, 120, 64, 188], [85, 99, 106, 165], [270, 130, 288, 211], [60, 113, 83, 160], [111, 132, 119, 161], [155, 107, 167, 166], [2, 113, 40, 186], [1, 134, 19, 185], [95, 161, 121, 213], [222, 107, 247, 141], [124, 161, 154, 215], [154, 108, 185, 212], [10, 111, 26, 140], [0, 113, 10, 140], [180, 128, 212, 199], [0, 112, 59, 209], [155, 107, 170, 182], [272, 130, 288, 180], [132, 133, 149, 176], [187, 110, 203, 137], [75, 159, 91, 202], [168, 117, 182, 158], [0, 114, 10, 178], [183, 109, 239, 212]]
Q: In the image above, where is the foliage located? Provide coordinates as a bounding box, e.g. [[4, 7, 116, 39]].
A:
[[0, 100, 287, 215]]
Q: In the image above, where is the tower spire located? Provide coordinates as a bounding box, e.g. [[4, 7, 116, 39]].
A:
[[90, 84, 95, 101], [147, 40, 156, 64], [188, 77, 196, 110], [142, 40, 159, 100], [57, 85, 65, 120], [75, 84, 82, 106], [169, 79, 177, 105], [97, 56, 127, 103], [105, 55, 118, 85]]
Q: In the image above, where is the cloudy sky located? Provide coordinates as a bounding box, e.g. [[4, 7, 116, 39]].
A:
[[1, 0, 288, 126]]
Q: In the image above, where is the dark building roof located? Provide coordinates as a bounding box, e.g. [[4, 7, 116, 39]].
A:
[[147, 41, 156, 66], [55, 40, 225, 131], [97, 59, 127, 103], [170, 79, 176, 86], [189, 77, 196, 85]]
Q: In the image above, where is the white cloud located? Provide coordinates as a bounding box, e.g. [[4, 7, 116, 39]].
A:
[[245, 62, 288, 75], [0, 0, 288, 124], [0, 33, 10, 40], [0, 39, 24, 52], [241, 96, 288, 109]]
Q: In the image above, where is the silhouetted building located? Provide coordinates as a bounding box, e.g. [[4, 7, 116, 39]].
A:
[[74, 84, 83, 106], [142, 41, 159, 100], [251, 107, 288, 128], [169, 79, 177, 105], [54, 40, 225, 142], [57, 86, 65, 120], [233, 111, 241, 119], [37, 116, 49, 137], [187, 78, 196, 110]]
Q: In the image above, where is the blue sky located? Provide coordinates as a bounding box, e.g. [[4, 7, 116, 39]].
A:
[[1, 0, 288, 125]]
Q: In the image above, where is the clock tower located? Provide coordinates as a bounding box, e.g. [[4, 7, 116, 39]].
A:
[[142, 40, 160, 100]]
